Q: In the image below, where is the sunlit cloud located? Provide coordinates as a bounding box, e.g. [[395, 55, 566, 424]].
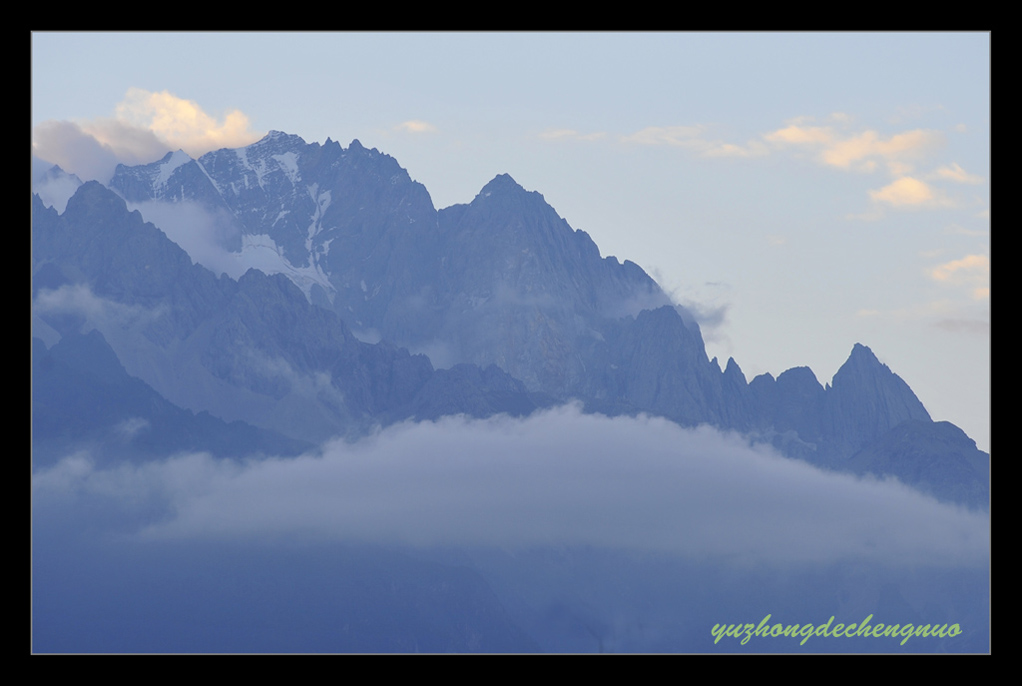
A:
[[823, 129, 943, 171], [930, 254, 989, 300], [114, 88, 262, 155], [930, 254, 988, 281], [395, 119, 438, 134], [764, 123, 944, 174], [31, 89, 264, 182], [869, 176, 955, 208], [929, 163, 984, 185], [765, 124, 834, 145]]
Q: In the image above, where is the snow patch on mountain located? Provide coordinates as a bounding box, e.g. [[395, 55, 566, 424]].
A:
[[236, 234, 334, 300], [273, 152, 300, 185], [155, 150, 192, 189], [193, 158, 222, 195], [305, 184, 332, 252], [234, 146, 257, 188]]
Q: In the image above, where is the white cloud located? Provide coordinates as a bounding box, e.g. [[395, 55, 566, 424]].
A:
[[395, 120, 438, 134], [31, 89, 264, 182], [33, 405, 990, 568], [701, 140, 769, 158], [764, 123, 944, 174], [930, 254, 989, 300], [31, 119, 160, 184], [765, 124, 834, 146], [929, 163, 984, 185], [31, 161, 83, 213], [868, 176, 955, 208], [622, 125, 767, 158], [114, 88, 262, 155], [930, 254, 988, 281], [125, 199, 241, 278], [115, 418, 151, 441], [33, 283, 166, 330]]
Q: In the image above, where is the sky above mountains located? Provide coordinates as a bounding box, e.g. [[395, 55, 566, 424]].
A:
[[31, 32, 990, 451]]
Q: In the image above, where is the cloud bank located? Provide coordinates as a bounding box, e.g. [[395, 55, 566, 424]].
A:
[[33, 404, 989, 568]]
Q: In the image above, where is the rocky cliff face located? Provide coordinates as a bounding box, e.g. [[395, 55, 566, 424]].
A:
[[823, 343, 933, 458], [847, 419, 989, 509], [109, 134, 678, 401], [32, 182, 541, 445], [428, 174, 674, 396], [32, 330, 312, 467]]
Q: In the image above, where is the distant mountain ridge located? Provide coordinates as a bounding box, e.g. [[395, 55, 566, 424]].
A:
[[32, 131, 989, 508]]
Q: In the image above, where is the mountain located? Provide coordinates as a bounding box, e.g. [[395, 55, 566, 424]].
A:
[[107, 135, 676, 396], [847, 419, 990, 509], [32, 330, 313, 467], [33, 131, 988, 509], [31, 159, 82, 213], [31, 130, 989, 654], [32, 183, 543, 447]]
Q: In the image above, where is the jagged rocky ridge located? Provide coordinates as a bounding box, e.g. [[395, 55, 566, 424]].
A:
[[32, 132, 989, 508], [32, 184, 544, 449]]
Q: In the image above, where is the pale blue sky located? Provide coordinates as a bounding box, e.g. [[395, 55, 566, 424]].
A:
[[31, 32, 990, 450]]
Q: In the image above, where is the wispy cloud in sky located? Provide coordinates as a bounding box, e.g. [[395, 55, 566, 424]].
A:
[[538, 128, 607, 142], [929, 162, 984, 185], [621, 125, 768, 158], [395, 119, 438, 134], [617, 116, 958, 178], [764, 123, 945, 175], [930, 254, 989, 300], [621, 125, 705, 147]]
